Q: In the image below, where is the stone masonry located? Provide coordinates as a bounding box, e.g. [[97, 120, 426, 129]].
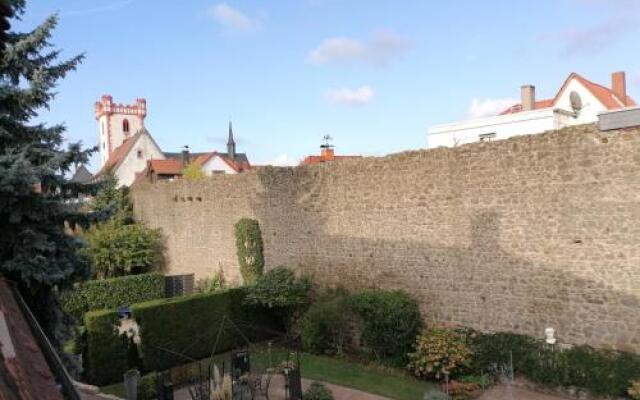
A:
[[132, 124, 640, 352]]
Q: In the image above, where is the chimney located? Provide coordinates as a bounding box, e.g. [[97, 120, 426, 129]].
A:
[[181, 145, 190, 167], [521, 85, 536, 111], [320, 146, 335, 161], [612, 71, 627, 106]]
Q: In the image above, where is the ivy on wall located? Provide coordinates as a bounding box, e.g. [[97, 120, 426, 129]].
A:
[[234, 218, 264, 284]]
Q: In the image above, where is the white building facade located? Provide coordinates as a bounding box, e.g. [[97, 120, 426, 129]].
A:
[[428, 72, 635, 148]]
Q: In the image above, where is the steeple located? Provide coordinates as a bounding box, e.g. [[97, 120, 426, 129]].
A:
[[227, 121, 236, 160]]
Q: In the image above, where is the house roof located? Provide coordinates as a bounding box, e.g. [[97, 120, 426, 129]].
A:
[[0, 279, 65, 400], [147, 159, 183, 175], [70, 165, 93, 184], [192, 152, 251, 173], [501, 72, 636, 115]]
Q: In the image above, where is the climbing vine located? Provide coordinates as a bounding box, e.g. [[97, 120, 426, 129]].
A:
[[234, 218, 264, 284]]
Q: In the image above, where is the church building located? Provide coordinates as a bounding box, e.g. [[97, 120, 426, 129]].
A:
[[92, 95, 251, 186]]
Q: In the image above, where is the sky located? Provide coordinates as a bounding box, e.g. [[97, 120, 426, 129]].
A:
[[16, 0, 640, 171]]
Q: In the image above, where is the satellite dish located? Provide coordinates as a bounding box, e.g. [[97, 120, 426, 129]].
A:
[[570, 91, 583, 113]]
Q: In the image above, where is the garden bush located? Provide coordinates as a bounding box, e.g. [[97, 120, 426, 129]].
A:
[[303, 382, 334, 400], [244, 266, 311, 327], [300, 288, 351, 355], [349, 289, 422, 366], [234, 218, 264, 284], [133, 287, 280, 372], [61, 273, 165, 319], [83, 309, 129, 386], [468, 331, 640, 397], [83, 219, 164, 278], [408, 328, 472, 380]]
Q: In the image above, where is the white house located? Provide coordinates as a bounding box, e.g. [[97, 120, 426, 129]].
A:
[[427, 71, 636, 148]]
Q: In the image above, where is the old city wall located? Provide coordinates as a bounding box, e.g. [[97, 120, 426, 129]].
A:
[[132, 125, 640, 352]]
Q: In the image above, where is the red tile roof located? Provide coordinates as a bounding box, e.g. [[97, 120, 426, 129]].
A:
[[0, 279, 64, 400], [192, 152, 251, 172], [147, 159, 183, 175], [500, 72, 636, 115], [96, 133, 139, 176]]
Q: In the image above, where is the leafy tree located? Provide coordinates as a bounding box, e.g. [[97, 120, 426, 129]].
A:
[[182, 161, 205, 181], [0, 0, 94, 334], [83, 220, 164, 278], [91, 172, 133, 224], [234, 218, 264, 284], [244, 266, 311, 328]]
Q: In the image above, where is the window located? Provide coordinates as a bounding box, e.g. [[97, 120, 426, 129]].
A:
[[137, 149, 143, 159], [123, 119, 130, 134], [479, 132, 496, 142]]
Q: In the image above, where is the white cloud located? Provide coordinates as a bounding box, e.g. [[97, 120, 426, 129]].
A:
[[467, 97, 517, 118], [208, 3, 259, 32], [308, 30, 409, 67], [325, 86, 375, 106], [269, 154, 297, 166]]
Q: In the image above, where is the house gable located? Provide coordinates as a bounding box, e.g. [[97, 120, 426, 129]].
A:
[[113, 130, 165, 186]]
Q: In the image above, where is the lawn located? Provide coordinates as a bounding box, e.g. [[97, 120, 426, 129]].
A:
[[101, 345, 437, 400]]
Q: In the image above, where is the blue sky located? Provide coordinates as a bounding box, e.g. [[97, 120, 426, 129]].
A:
[[17, 0, 640, 171]]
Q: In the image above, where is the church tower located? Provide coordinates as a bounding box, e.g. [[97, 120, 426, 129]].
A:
[[227, 121, 236, 160], [95, 95, 147, 167]]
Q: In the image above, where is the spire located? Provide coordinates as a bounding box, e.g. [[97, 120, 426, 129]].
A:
[[227, 121, 236, 160]]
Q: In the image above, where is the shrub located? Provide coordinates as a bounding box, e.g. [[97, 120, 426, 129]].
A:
[[303, 382, 334, 400], [408, 328, 472, 380], [244, 267, 311, 326], [468, 331, 640, 397], [195, 268, 226, 293], [349, 289, 422, 366], [234, 218, 264, 284], [182, 162, 206, 181], [83, 309, 129, 386], [134, 288, 280, 372], [60, 273, 165, 319], [138, 372, 158, 400], [629, 380, 640, 400], [83, 219, 164, 278], [300, 289, 351, 355]]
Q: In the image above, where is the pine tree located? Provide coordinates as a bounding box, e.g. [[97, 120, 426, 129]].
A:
[[0, 0, 94, 335]]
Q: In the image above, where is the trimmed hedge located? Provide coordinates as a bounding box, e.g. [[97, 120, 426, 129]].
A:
[[468, 331, 640, 397], [61, 273, 165, 319], [83, 310, 129, 386], [83, 288, 281, 385], [134, 287, 279, 372]]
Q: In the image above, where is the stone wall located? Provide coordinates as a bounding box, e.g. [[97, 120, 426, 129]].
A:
[[132, 124, 640, 352]]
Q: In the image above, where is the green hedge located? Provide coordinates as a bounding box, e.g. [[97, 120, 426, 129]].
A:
[[61, 273, 165, 319], [83, 288, 281, 385], [83, 310, 129, 386], [134, 287, 279, 372], [468, 331, 640, 397]]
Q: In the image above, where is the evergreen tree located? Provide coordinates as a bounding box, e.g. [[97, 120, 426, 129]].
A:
[[0, 0, 94, 335]]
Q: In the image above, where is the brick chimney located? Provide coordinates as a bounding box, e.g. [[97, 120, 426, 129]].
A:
[[521, 85, 536, 111], [612, 71, 627, 106], [320, 146, 335, 161]]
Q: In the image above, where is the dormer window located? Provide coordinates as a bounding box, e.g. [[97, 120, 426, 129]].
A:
[[123, 119, 130, 134]]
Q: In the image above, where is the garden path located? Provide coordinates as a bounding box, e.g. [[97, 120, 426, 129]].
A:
[[478, 385, 575, 400], [173, 375, 392, 400]]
